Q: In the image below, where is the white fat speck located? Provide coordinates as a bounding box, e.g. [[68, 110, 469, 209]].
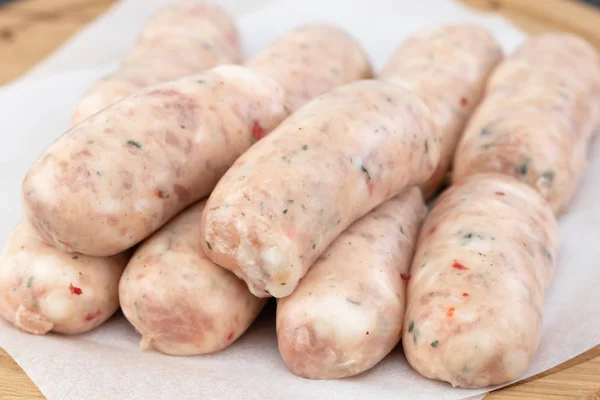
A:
[[97, 197, 121, 214], [465, 239, 492, 253], [134, 199, 151, 213], [338, 359, 356, 367], [457, 310, 478, 324], [234, 219, 248, 236], [307, 296, 374, 343], [236, 236, 258, 269], [505, 276, 527, 296], [233, 220, 262, 285], [503, 350, 529, 378], [38, 291, 73, 322], [213, 65, 255, 84], [31, 255, 70, 281], [30, 162, 59, 206], [261, 247, 283, 269]]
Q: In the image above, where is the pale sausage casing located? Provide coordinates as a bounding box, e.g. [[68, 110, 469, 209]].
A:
[[246, 24, 372, 112], [403, 173, 558, 388], [71, 2, 241, 125], [277, 188, 426, 379], [0, 222, 127, 335], [120, 201, 265, 356], [379, 24, 502, 197], [453, 33, 600, 213], [23, 65, 288, 256], [201, 80, 439, 298]]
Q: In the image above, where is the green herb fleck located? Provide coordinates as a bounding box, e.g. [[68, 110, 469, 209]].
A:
[[542, 170, 554, 181], [78, 272, 83, 276], [312, 243, 316, 249], [302, 144, 308, 151], [181, 125, 186, 129], [463, 232, 484, 240], [280, 282, 286, 286], [408, 320, 415, 332], [346, 298, 361, 305], [72, 255, 78, 260], [361, 165, 371, 180], [126, 140, 142, 149], [282, 209, 288, 215], [430, 340, 439, 348], [519, 161, 529, 175], [205, 241, 212, 251], [425, 140, 429, 154], [480, 128, 490, 136], [26, 276, 34, 288]]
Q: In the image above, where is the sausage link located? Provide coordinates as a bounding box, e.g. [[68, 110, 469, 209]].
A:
[[380, 25, 502, 198], [22, 66, 288, 256], [246, 24, 372, 111], [277, 188, 426, 379], [201, 80, 439, 298], [119, 201, 265, 356], [403, 173, 558, 388], [0, 222, 127, 335], [71, 2, 241, 125], [453, 33, 600, 213]]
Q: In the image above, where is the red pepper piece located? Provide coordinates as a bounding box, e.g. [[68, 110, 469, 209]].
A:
[[69, 283, 82, 295], [452, 261, 469, 271], [251, 121, 265, 140]]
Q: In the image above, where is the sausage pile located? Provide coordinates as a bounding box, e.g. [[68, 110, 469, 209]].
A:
[[71, 2, 242, 125], [1, 1, 599, 390]]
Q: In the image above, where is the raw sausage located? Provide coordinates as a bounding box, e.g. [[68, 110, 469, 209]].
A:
[[452, 33, 600, 213], [402, 173, 558, 388], [246, 24, 372, 112], [379, 24, 502, 197], [277, 188, 426, 379], [0, 221, 127, 335], [201, 80, 439, 298], [22, 65, 288, 256], [119, 201, 265, 356], [71, 2, 241, 125]]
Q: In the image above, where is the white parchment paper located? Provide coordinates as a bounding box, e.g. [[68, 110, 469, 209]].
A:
[[0, 1, 597, 399]]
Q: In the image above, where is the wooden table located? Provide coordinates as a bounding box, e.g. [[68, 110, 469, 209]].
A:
[[0, 0, 599, 398]]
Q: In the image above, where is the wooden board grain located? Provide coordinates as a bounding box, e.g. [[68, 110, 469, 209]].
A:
[[0, 0, 599, 398]]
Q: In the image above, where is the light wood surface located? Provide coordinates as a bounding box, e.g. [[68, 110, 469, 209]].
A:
[[0, 0, 599, 398]]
